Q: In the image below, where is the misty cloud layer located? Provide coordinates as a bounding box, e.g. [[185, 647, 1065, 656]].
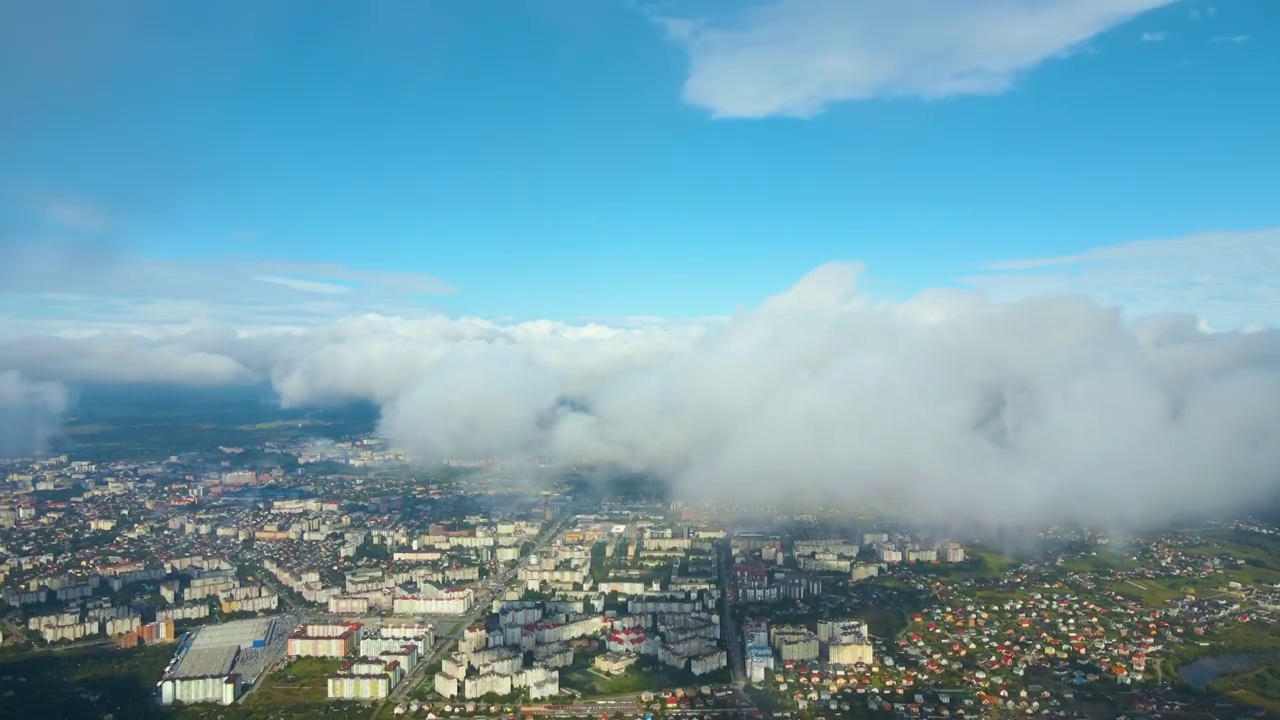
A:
[[2, 263, 1279, 529], [0, 370, 69, 458]]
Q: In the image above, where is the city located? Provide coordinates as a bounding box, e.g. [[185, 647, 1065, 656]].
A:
[[5, 413, 1280, 719], [3, 1, 1280, 719]]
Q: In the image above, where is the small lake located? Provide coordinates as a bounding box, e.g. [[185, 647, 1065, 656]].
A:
[[1180, 654, 1259, 688]]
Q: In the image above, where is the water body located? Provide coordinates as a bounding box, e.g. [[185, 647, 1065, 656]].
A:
[[1180, 655, 1259, 688]]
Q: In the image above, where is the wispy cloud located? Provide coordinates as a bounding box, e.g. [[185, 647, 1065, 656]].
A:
[[1211, 34, 1249, 43], [22, 193, 112, 233], [967, 227, 1280, 330], [1141, 31, 1168, 42], [653, 0, 1176, 118], [253, 262, 454, 297], [0, 243, 454, 329], [252, 275, 353, 295]]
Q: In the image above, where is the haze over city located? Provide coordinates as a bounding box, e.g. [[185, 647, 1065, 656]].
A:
[[2, 0, 1279, 531]]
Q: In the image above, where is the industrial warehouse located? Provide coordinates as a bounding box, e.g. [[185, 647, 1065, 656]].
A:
[[157, 615, 296, 705]]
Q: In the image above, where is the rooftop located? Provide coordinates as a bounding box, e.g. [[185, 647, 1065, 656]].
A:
[[169, 646, 238, 679]]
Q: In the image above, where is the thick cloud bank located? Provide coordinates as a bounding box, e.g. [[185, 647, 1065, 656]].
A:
[[0, 371, 69, 457], [2, 263, 1279, 528]]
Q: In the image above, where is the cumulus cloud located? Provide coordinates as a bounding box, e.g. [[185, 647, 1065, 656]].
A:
[[655, 0, 1175, 118], [2, 262, 1279, 530], [0, 371, 69, 457]]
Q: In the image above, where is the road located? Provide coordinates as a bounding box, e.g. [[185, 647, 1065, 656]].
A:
[[717, 538, 746, 687], [2, 618, 27, 646], [254, 567, 311, 615], [369, 515, 572, 718], [236, 612, 304, 704]]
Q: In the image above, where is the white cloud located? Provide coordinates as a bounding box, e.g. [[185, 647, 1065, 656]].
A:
[[655, 0, 1176, 118], [1141, 31, 1168, 42], [967, 227, 1280, 331], [0, 244, 454, 328], [253, 275, 353, 295], [2, 262, 1280, 530], [1211, 34, 1249, 43]]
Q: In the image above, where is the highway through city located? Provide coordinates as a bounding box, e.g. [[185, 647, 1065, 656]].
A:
[[368, 515, 572, 719], [717, 538, 746, 688]]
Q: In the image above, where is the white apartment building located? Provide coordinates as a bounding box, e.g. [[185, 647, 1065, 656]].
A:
[[691, 650, 728, 676], [393, 588, 474, 616], [441, 651, 468, 679], [528, 676, 559, 700], [465, 671, 512, 699], [328, 674, 391, 700], [287, 622, 362, 658], [778, 635, 820, 662], [828, 640, 874, 666], [434, 671, 460, 698], [159, 676, 238, 705]]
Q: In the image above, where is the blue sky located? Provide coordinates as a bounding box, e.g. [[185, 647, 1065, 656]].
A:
[[1, 0, 1277, 326]]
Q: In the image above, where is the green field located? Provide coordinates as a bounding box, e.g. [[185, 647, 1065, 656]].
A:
[[244, 657, 344, 708], [0, 645, 379, 720], [1055, 551, 1138, 574], [964, 547, 1020, 575], [1103, 577, 1191, 606], [55, 384, 377, 462], [0, 645, 172, 720], [849, 604, 909, 639]]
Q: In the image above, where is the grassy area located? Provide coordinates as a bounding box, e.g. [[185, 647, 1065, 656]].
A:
[[0, 644, 172, 720], [237, 420, 318, 430], [169, 656, 372, 720], [1056, 552, 1137, 574], [53, 384, 376, 462], [1197, 659, 1280, 715], [177, 703, 371, 720], [243, 657, 344, 708], [966, 547, 1019, 575], [562, 660, 728, 697], [849, 605, 909, 639], [1103, 577, 1191, 606], [969, 587, 1025, 605], [0, 644, 372, 720], [1229, 689, 1280, 714]]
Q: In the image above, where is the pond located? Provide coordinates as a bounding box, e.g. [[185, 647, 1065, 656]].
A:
[[1180, 654, 1259, 688]]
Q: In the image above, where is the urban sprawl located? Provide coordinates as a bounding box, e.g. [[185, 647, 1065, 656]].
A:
[[3, 437, 1280, 720]]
